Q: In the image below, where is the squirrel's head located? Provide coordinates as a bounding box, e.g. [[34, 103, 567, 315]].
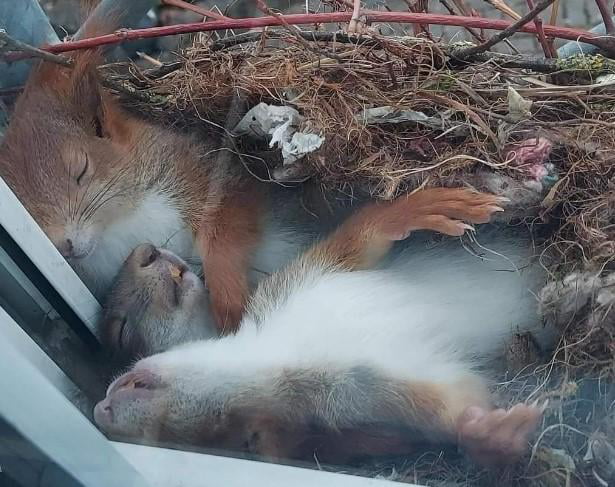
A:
[[101, 244, 216, 364], [0, 52, 145, 259]]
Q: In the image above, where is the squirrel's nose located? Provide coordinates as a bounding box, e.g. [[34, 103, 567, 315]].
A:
[[57, 237, 75, 258]]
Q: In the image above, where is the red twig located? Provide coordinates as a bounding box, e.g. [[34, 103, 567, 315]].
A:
[[439, 0, 485, 42], [545, 0, 559, 56], [595, 0, 615, 35], [407, 0, 433, 39], [8, 11, 613, 59], [161, 0, 231, 21], [254, 0, 343, 60], [526, 0, 556, 58]]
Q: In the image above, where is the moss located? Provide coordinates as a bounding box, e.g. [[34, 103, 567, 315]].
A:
[[447, 41, 476, 50], [423, 72, 456, 92], [555, 53, 615, 74]]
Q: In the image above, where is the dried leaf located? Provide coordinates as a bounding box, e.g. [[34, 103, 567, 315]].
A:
[[507, 86, 533, 121]]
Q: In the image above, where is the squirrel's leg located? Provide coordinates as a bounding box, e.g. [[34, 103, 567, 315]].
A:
[[196, 186, 263, 335], [377, 376, 544, 467], [248, 188, 506, 322], [240, 373, 544, 467], [306, 187, 506, 272], [405, 377, 545, 466]]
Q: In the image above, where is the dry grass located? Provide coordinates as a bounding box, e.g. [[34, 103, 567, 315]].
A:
[[105, 30, 615, 486]]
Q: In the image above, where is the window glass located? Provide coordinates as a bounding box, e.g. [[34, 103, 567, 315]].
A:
[[1, 2, 613, 487]]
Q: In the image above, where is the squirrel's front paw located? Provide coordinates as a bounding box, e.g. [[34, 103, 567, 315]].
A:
[[387, 188, 506, 238]]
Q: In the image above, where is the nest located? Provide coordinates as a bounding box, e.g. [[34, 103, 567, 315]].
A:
[[106, 30, 615, 486]]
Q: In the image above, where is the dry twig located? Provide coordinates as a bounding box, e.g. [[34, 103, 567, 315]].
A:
[[0, 29, 71, 67], [483, 0, 522, 20], [161, 0, 231, 21], [456, 0, 555, 58], [526, 0, 556, 58], [595, 0, 615, 36], [439, 0, 486, 42], [254, 0, 344, 61]]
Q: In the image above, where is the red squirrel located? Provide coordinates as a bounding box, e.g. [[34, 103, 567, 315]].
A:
[[94, 187, 550, 467], [0, 5, 309, 333]]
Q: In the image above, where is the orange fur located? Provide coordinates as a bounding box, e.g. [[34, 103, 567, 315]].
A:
[[213, 379, 491, 464], [1, 44, 266, 333], [331, 379, 491, 462], [306, 187, 504, 272], [198, 185, 265, 334]]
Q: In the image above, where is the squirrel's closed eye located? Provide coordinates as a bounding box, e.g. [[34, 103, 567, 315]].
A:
[[93, 115, 104, 138], [76, 154, 89, 185], [118, 317, 128, 349]]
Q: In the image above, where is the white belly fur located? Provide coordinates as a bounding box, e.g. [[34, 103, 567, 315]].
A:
[[71, 192, 194, 299], [72, 191, 313, 303], [161, 230, 547, 395]]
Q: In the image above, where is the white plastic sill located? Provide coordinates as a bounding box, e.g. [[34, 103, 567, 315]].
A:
[[0, 306, 150, 487], [113, 441, 413, 487]]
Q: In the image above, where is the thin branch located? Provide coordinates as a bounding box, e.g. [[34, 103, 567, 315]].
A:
[[161, 0, 231, 21], [405, 0, 433, 39], [135, 50, 163, 67], [595, 0, 615, 36], [483, 0, 522, 20], [549, 0, 560, 25], [254, 0, 343, 61], [0, 86, 23, 97], [451, 0, 472, 16], [474, 1, 521, 53], [5, 11, 613, 60], [546, 0, 560, 56], [331, 0, 355, 9], [0, 29, 71, 67], [526, 0, 556, 58], [439, 0, 486, 43], [351, 0, 362, 23], [209, 30, 380, 52], [456, 0, 555, 58], [101, 77, 160, 103], [347, 0, 363, 33], [447, 48, 562, 72]]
